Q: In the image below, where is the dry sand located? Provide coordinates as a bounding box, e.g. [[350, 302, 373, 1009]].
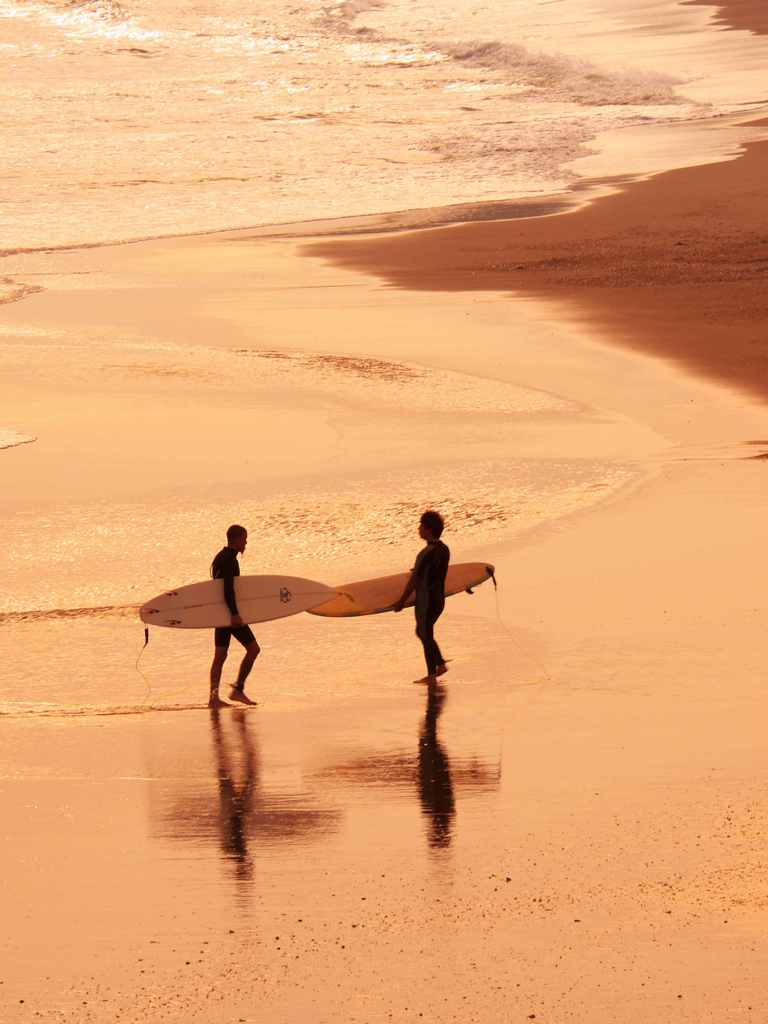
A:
[[2, 1, 768, 1020]]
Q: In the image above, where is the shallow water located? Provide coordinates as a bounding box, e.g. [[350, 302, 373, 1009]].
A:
[[0, 309, 638, 623]]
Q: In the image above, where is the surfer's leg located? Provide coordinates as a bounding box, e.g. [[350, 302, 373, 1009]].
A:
[[210, 640, 230, 708], [231, 629, 260, 704], [424, 606, 447, 677], [416, 615, 438, 679], [431, 631, 446, 674], [234, 642, 260, 688], [429, 604, 447, 675]]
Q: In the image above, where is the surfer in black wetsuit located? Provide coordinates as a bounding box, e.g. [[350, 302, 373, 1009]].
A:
[[393, 510, 450, 684], [209, 524, 260, 708]]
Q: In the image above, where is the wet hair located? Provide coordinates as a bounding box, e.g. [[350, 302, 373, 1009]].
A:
[[420, 509, 444, 538], [226, 523, 247, 544]]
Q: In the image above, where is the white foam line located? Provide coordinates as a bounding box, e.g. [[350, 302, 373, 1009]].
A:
[[0, 429, 36, 451]]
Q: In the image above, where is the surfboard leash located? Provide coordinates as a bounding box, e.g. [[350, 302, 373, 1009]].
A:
[[489, 570, 517, 644], [135, 626, 152, 705], [491, 574, 551, 686]]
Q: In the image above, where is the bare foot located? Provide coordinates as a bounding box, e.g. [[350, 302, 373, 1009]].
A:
[[229, 688, 258, 706], [435, 663, 449, 677], [208, 695, 231, 709], [413, 674, 438, 685]]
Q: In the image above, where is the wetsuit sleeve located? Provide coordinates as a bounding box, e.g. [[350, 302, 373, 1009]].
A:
[[221, 553, 239, 617], [412, 547, 428, 577], [439, 544, 450, 578]]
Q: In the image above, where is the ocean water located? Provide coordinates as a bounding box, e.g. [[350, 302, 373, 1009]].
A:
[[2, 0, 768, 250]]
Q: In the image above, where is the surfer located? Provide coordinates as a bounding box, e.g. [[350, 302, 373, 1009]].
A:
[[393, 510, 450, 683], [209, 524, 260, 708]]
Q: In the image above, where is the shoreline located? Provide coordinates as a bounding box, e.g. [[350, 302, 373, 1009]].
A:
[[1, 0, 765, 273], [2, 108, 766, 267], [292, 0, 768, 406], [305, 121, 768, 404]]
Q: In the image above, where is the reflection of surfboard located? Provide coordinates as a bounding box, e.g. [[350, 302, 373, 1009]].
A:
[[308, 562, 495, 618], [140, 575, 338, 629]]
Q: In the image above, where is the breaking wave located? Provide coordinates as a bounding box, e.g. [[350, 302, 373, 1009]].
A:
[[0, 428, 36, 451], [0, 0, 162, 43], [443, 40, 682, 106], [0, 603, 137, 623], [0, 701, 208, 717]]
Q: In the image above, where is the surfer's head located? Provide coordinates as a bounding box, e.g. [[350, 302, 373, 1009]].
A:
[[419, 509, 444, 541], [226, 523, 248, 553]]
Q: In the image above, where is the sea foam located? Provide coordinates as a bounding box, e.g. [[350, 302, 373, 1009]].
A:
[[0, 429, 36, 451]]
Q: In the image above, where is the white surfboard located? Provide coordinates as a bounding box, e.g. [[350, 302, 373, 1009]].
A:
[[140, 575, 339, 629], [308, 562, 495, 618]]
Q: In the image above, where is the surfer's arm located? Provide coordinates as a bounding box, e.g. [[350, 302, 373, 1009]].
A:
[[393, 571, 417, 612]]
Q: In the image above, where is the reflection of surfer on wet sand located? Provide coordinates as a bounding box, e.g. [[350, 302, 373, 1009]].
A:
[[418, 683, 455, 849], [149, 711, 342, 890], [210, 706, 259, 882]]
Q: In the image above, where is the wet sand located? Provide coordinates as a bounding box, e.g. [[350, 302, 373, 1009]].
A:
[[3, 3, 768, 1020], [306, 117, 768, 404], [3, 234, 768, 1023], [686, 0, 768, 35], [302, 4, 768, 410]]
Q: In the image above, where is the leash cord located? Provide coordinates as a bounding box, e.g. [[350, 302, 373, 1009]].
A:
[[135, 627, 151, 704]]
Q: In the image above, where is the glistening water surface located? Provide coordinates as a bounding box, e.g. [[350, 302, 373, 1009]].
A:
[[3, 0, 768, 249]]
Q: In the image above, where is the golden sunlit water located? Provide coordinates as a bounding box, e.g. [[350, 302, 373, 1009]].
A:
[[2, 0, 768, 249]]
